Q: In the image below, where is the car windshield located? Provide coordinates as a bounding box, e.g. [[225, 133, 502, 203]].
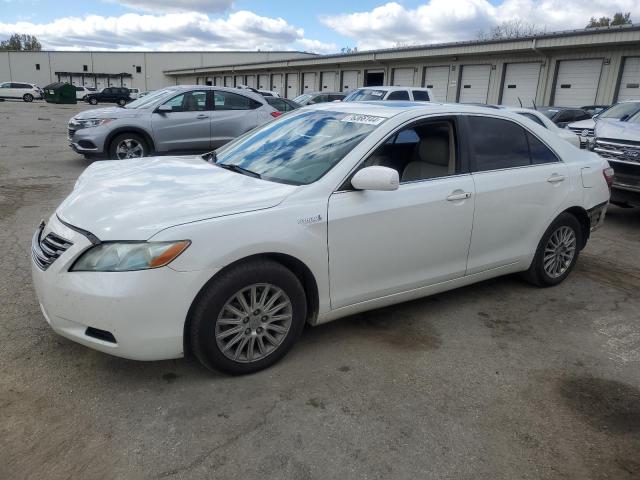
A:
[[125, 88, 177, 109], [599, 102, 640, 120], [345, 89, 386, 101], [214, 110, 384, 185], [293, 94, 312, 104]]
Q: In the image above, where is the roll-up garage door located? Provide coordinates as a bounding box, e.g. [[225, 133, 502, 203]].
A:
[[458, 65, 491, 103], [95, 76, 107, 89], [303, 72, 316, 93], [320, 71, 336, 92], [424, 66, 449, 102], [121, 77, 131, 88], [286, 73, 299, 98], [341, 70, 359, 92], [246, 75, 256, 89], [500, 62, 541, 107], [214, 76, 223, 86], [83, 76, 96, 88], [234, 75, 245, 87], [258, 74, 269, 90], [271, 74, 284, 96], [617, 57, 640, 101], [71, 74, 83, 86], [553, 59, 602, 107], [392, 68, 415, 86], [224, 76, 233, 87]]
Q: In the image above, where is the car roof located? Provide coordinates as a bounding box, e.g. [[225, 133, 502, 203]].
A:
[[353, 86, 431, 92], [156, 85, 266, 102]]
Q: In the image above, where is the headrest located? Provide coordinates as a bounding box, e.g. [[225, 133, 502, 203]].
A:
[[417, 135, 449, 166]]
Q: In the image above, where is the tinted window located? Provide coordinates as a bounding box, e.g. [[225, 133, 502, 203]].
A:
[[527, 133, 558, 164], [555, 110, 575, 122], [387, 90, 410, 100], [517, 112, 546, 128], [468, 116, 530, 171], [11, 83, 30, 88], [214, 91, 259, 110], [344, 89, 386, 101], [266, 97, 287, 111], [103, 88, 112, 94], [163, 91, 207, 112], [75, 86, 84, 91], [329, 94, 345, 101], [0, 83, 10, 88], [412, 90, 430, 101]]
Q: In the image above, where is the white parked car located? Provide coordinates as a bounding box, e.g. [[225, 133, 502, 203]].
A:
[[510, 107, 580, 148], [344, 86, 434, 102], [32, 102, 611, 374], [567, 101, 640, 148], [128, 88, 141, 99], [74, 85, 96, 100], [0, 81, 42, 102]]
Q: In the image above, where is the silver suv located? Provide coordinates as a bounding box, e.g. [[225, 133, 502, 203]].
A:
[[68, 86, 279, 159]]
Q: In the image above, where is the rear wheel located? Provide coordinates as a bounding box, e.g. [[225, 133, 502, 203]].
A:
[[190, 259, 307, 375], [23, 93, 34, 102], [117, 98, 127, 106], [108, 133, 148, 160], [89, 97, 98, 105], [523, 213, 582, 287]]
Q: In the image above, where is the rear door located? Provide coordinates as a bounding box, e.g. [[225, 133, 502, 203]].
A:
[[210, 90, 262, 147], [463, 115, 570, 274], [151, 89, 211, 152]]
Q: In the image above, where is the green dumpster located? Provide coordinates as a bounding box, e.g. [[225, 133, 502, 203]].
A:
[[43, 82, 77, 104]]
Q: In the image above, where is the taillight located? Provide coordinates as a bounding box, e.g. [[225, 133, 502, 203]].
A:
[[603, 167, 614, 188], [270, 111, 282, 118]]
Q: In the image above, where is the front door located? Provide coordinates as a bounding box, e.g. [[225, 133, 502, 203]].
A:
[[327, 117, 475, 309], [151, 90, 211, 152]]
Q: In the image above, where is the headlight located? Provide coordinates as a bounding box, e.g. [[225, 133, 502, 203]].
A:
[[76, 118, 115, 129], [71, 241, 190, 272]]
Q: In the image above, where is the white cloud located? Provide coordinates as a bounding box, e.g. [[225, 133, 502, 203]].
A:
[[0, 10, 332, 52], [110, 0, 234, 13], [321, 0, 640, 50]]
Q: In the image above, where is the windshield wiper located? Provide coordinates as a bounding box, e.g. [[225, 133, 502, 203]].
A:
[[214, 162, 261, 179]]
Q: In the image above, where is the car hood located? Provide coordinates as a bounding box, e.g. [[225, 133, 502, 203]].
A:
[[56, 156, 297, 240], [567, 118, 595, 130], [72, 106, 146, 120], [595, 119, 640, 142]]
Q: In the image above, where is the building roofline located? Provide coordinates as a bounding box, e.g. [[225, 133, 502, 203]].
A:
[[164, 23, 640, 75], [0, 49, 318, 55]]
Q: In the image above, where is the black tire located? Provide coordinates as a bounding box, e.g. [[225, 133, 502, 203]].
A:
[[108, 133, 148, 160], [23, 93, 34, 102], [89, 97, 98, 105], [522, 212, 583, 287], [117, 98, 127, 106], [190, 259, 307, 375]]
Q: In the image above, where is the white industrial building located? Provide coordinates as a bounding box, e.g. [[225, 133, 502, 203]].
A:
[[0, 50, 316, 91], [164, 25, 640, 107]]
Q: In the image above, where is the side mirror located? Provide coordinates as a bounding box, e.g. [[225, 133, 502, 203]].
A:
[[351, 166, 399, 191], [156, 104, 172, 113]]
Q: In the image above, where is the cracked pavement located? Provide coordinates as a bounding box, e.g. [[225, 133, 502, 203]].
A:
[[1, 100, 639, 480]]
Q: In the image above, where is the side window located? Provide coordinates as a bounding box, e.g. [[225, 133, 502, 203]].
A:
[[467, 116, 530, 171], [163, 91, 208, 112], [387, 90, 410, 100], [214, 91, 259, 110], [75, 86, 83, 91], [362, 120, 457, 183], [412, 90, 430, 101], [555, 111, 573, 123], [0, 83, 10, 88], [103, 88, 112, 95], [527, 133, 559, 165]]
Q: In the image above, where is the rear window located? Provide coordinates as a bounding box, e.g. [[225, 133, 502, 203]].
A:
[[412, 90, 430, 101], [387, 90, 410, 100], [345, 89, 386, 101]]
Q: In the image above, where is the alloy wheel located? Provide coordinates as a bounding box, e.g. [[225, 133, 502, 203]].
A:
[[215, 283, 293, 363], [543, 225, 577, 278], [115, 139, 144, 159]]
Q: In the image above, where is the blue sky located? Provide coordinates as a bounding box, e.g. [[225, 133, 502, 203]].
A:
[[0, 0, 637, 53]]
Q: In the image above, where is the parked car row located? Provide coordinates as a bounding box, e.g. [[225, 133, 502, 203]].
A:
[[0, 82, 43, 102]]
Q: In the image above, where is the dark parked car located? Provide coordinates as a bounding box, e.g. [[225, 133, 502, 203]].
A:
[[264, 97, 301, 113], [293, 92, 345, 106], [536, 107, 592, 128], [85, 87, 131, 106], [581, 104, 610, 116]]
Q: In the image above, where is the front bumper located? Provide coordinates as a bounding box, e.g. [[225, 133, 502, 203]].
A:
[[68, 124, 107, 154], [31, 215, 217, 361]]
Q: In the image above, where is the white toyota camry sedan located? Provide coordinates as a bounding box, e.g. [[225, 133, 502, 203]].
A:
[[32, 102, 612, 374]]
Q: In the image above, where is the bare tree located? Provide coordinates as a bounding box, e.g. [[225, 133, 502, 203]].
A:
[[477, 20, 546, 40]]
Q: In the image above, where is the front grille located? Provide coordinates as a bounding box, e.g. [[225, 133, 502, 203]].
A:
[[68, 127, 76, 139], [568, 127, 594, 149], [594, 138, 640, 164], [32, 222, 73, 270]]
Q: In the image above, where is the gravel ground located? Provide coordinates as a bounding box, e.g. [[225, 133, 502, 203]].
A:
[[1, 99, 639, 480]]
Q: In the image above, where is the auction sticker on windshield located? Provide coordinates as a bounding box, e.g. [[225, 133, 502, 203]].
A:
[[341, 114, 386, 125]]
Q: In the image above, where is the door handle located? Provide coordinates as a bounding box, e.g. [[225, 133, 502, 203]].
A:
[[547, 174, 565, 183], [196, 114, 208, 119], [446, 191, 472, 201]]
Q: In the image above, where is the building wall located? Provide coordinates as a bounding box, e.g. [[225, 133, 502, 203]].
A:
[[0, 51, 315, 91]]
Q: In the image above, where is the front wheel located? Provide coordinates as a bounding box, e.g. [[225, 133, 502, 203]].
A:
[[108, 133, 148, 160], [117, 98, 127, 106], [88, 97, 98, 105], [190, 259, 307, 375], [522, 213, 583, 287], [23, 93, 34, 102]]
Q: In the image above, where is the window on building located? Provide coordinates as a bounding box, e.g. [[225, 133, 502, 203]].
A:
[[136, 66, 142, 73], [35, 64, 40, 70], [83, 65, 88, 72]]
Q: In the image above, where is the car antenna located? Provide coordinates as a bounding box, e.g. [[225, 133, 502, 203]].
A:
[[532, 99, 537, 110], [518, 97, 523, 108]]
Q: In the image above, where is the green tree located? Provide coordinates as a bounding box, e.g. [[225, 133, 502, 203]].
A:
[[0, 34, 42, 51], [587, 12, 632, 28]]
